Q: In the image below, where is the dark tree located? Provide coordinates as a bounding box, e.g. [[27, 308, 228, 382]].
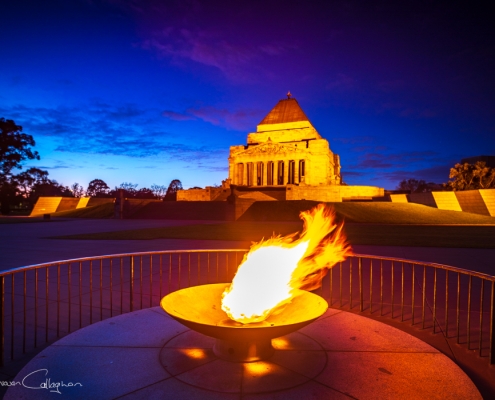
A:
[[0, 180, 18, 215], [14, 167, 50, 199], [0, 118, 41, 214], [135, 188, 156, 199], [447, 162, 495, 190], [119, 182, 137, 198], [396, 178, 442, 193], [70, 183, 85, 198], [30, 180, 73, 202], [86, 179, 110, 197], [164, 179, 183, 201], [150, 184, 167, 200], [0, 118, 40, 177], [109, 182, 139, 198]]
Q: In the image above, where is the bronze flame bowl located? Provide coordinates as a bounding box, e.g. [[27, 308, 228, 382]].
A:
[[160, 283, 328, 362]]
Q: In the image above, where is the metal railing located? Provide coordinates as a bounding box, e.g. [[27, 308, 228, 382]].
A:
[[0, 250, 494, 373]]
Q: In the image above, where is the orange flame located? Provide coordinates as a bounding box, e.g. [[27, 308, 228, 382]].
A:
[[221, 204, 351, 324]]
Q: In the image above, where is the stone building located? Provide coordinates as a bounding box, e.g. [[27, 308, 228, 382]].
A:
[[178, 95, 383, 202], [228, 95, 341, 187]]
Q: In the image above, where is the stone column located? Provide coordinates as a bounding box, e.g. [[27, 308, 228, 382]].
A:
[[229, 161, 235, 183], [273, 161, 278, 186], [242, 163, 247, 186], [294, 159, 299, 184], [263, 162, 268, 186], [283, 160, 288, 185], [304, 160, 309, 184], [253, 163, 258, 187]]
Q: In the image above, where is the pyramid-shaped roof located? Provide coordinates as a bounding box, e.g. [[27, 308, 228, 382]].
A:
[[258, 98, 310, 125]]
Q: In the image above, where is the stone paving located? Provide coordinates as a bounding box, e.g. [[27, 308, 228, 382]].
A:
[[2, 218, 495, 274], [4, 307, 482, 399], [1, 217, 494, 398]]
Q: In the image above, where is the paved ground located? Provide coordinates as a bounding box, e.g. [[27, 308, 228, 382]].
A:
[[1, 217, 494, 397], [4, 307, 481, 399], [1, 218, 494, 275]]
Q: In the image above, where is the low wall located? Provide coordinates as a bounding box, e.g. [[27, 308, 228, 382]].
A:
[[56, 198, 80, 212], [30, 197, 62, 216], [287, 185, 384, 202], [479, 189, 495, 216], [30, 196, 114, 216], [177, 187, 228, 201], [390, 189, 495, 216], [130, 201, 235, 220]]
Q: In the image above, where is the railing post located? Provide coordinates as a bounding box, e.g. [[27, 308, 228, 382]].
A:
[[359, 257, 363, 312], [130, 256, 134, 312], [490, 281, 495, 364], [0, 276, 4, 367]]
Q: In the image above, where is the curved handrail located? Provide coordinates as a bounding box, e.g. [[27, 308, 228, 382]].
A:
[[0, 249, 249, 277], [351, 253, 495, 281], [0, 249, 493, 396], [3, 251, 494, 281]]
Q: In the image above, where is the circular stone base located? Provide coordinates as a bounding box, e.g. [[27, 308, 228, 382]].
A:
[[161, 329, 326, 393], [212, 338, 276, 362], [5, 307, 482, 399]]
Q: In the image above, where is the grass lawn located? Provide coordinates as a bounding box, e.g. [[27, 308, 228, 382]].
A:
[[0, 217, 62, 224], [49, 203, 115, 218], [50, 221, 304, 241], [240, 201, 495, 225], [45, 200, 495, 248], [49, 221, 495, 249]]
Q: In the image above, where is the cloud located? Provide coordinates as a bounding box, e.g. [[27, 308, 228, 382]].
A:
[[141, 30, 277, 81], [327, 73, 357, 91], [0, 102, 227, 163], [342, 171, 365, 177], [377, 80, 406, 92], [379, 164, 451, 184], [202, 166, 228, 172], [187, 106, 260, 131], [346, 150, 440, 171], [162, 105, 261, 131], [333, 136, 375, 145], [125, 1, 292, 82], [31, 164, 71, 170], [162, 110, 195, 121]]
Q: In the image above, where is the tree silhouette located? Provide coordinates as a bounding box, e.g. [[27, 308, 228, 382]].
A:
[[135, 188, 156, 199], [0, 118, 39, 178], [396, 178, 442, 193], [151, 184, 167, 200], [70, 183, 85, 198], [86, 179, 110, 197], [447, 162, 495, 190], [1, 118, 41, 214], [164, 179, 183, 201], [14, 167, 50, 199]]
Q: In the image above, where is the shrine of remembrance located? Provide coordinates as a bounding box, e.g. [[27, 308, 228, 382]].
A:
[[178, 95, 383, 202]]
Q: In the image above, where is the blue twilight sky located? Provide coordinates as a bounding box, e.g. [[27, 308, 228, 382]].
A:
[[1, 0, 494, 190]]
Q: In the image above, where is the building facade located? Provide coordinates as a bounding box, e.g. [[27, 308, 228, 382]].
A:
[[178, 95, 383, 202], [228, 96, 341, 188]]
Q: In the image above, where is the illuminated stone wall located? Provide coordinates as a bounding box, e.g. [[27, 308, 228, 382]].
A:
[[287, 185, 384, 202], [390, 189, 495, 216], [30, 197, 62, 216], [479, 189, 495, 216], [30, 197, 113, 216], [176, 187, 229, 201]]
